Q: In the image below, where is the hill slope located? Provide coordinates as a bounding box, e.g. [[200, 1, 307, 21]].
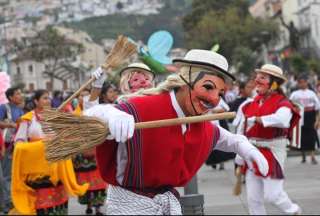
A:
[[65, 0, 192, 47]]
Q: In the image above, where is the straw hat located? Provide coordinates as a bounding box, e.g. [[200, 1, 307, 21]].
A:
[[255, 64, 287, 82], [173, 49, 235, 81], [120, 63, 154, 77]]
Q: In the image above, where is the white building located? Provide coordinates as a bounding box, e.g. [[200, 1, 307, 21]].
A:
[[295, 0, 320, 57], [9, 55, 86, 91]]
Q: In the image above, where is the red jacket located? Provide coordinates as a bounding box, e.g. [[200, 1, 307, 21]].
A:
[[242, 93, 300, 178], [242, 93, 300, 139], [96, 92, 220, 189]]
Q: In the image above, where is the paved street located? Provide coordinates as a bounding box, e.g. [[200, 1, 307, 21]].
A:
[[69, 155, 320, 215]]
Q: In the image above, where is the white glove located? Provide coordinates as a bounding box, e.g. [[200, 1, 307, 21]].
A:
[[84, 104, 135, 143], [245, 148, 269, 176], [92, 67, 107, 88], [234, 154, 245, 166]]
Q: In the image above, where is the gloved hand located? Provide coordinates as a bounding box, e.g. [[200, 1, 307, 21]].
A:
[[234, 154, 245, 166], [84, 104, 135, 143], [91, 67, 107, 88], [245, 148, 269, 176]]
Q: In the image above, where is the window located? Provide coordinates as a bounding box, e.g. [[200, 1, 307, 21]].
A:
[[28, 64, 33, 73], [63, 80, 68, 90], [29, 83, 35, 91], [16, 66, 21, 75], [46, 81, 52, 91]]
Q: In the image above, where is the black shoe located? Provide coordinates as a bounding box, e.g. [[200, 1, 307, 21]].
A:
[[211, 164, 217, 170], [86, 207, 93, 215], [301, 159, 306, 164]]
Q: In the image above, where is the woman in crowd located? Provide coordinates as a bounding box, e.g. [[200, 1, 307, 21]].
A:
[[11, 89, 88, 215], [290, 74, 320, 164]]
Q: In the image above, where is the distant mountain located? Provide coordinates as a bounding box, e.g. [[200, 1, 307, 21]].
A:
[[64, 0, 192, 48]]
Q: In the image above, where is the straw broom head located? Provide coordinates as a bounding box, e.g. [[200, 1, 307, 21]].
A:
[[41, 109, 108, 162], [233, 167, 242, 196], [101, 35, 137, 70]]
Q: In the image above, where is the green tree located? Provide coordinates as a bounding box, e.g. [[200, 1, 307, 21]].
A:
[[183, 0, 278, 75], [289, 53, 308, 73], [308, 59, 320, 74], [232, 46, 258, 74]]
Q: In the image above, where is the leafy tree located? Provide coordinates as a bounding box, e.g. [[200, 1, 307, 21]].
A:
[[232, 46, 258, 75], [288, 53, 308, 73], [116, 1, 124, 10], [307, 59, 320, 74], [183, 0, 278, 75]]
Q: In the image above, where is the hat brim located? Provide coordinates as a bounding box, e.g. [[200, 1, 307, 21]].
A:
[[120, 67, 154, 78], [255, 69, 287, 82], [173, 59, 235, 81]]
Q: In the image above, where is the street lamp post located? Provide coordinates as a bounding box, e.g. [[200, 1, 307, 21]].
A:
[[180, 175, 205, 215]]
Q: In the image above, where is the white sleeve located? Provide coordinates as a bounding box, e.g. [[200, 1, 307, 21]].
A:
[[214, 125, 257, 160], [313, 92, 320, 110], [260, 107, 292, 128], [289, 92, 296, 101], [83, 95, 99, 110], [232, 98, 253, 134], [217, 98, 230, 111], [14, 121, 28, 143]]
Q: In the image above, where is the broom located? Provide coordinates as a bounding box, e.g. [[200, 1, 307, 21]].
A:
[[41, 110, 236, 162], [58, 35, 137, 111], [233, 166, 242, 196]]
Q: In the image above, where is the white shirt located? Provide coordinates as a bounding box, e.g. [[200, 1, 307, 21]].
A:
[[290, 89, 320, 110], [14, 112, 44, 142]]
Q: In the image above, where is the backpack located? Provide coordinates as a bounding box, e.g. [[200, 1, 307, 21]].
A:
[[2, 104, 15, 145]]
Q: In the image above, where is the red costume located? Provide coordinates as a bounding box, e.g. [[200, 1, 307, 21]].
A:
[[96, 92, 220, 194], [242, 93, 299, 178]]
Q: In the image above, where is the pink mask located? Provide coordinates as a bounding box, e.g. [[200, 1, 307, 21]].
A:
[[186, 73, 225, 115], [129, 71, 153, 93], [255, 73, 271, 95]]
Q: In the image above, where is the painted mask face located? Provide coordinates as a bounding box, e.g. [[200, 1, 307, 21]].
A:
[[186, 73, 225, 115], [128, 70, 153, 93], [255, 72, 271, 95]]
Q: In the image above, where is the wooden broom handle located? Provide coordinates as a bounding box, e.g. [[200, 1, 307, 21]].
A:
[[134, 112, 236, 129], [58, 76, 95, 111], [58, 64, 110, 111]]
